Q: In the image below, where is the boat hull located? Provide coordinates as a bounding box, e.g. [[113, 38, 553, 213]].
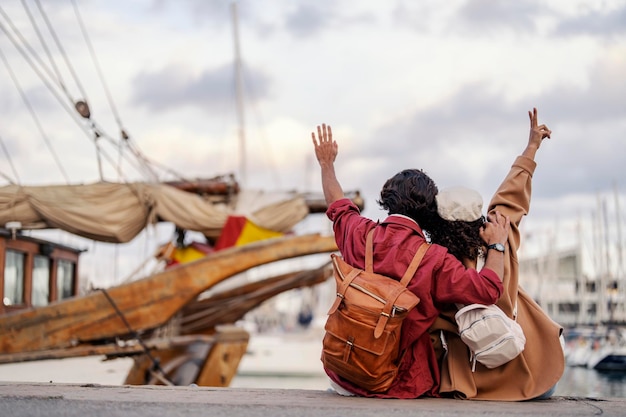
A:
[[0, 234, 337, 361]]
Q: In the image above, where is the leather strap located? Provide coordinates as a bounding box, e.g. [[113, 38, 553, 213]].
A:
[[365, 228, 375, 272], [366, 227, 430, 288], [328, 254, 363, 315], [400, 243, 429, 287], [374, 284, 410, 338]]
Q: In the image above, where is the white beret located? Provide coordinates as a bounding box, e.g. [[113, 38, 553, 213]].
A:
[[436, 186, 483, 222]]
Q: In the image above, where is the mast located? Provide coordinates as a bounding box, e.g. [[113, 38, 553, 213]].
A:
[[614, 183, 624, 323], [615, 183, 624, 279], [230, 1, 246, 186]]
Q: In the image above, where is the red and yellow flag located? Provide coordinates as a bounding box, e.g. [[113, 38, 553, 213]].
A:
[[214, 215, 284, 250]]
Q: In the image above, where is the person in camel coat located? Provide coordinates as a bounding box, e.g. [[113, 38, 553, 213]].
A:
[[428, 107, 565, 401]]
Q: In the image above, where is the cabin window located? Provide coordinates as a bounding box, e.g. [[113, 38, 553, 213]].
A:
[[32, 255, 51, 306], [3, 249, 25, 306], [57, 259, 75, 300]]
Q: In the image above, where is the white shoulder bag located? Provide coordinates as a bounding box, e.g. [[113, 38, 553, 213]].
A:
[[454, 302, 526, 372]]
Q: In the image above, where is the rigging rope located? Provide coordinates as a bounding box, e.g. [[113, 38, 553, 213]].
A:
[[71, 0, 121, 131], [72, 0, 163, 183], [0, 134, 20, 185], [34, 0, 89, 102], [0, 2, 193, 185], [0, 45, 70, 183], [0, 15, 152, 183], [99, 288, 174, 386], [20, 0, 70, 99], [0, 5, 66, 98]]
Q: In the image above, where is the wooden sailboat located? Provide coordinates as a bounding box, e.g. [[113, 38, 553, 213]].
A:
[[0, 2, 364, 386], [0, 232, 338, 385]]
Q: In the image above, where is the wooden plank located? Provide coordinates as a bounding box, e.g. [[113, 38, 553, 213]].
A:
[[0, 234, 337, 356], [196, 338, 248, 387], [122, 327, 249, 386], [0, 335, 216, 364]]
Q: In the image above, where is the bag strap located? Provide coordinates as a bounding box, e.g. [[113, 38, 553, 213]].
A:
[[365, 227, 430, 280], [328, 255, 363, 315], [365, 227, 430, 338], [365, 228, 375, 272], [400, 243, 429, 287], [365, 227, 429, 287]]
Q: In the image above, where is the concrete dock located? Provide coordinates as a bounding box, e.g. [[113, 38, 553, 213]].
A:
[[0, 382, 624, 417]]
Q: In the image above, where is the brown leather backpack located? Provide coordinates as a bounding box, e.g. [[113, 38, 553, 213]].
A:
[[321, 228, 429, 393]]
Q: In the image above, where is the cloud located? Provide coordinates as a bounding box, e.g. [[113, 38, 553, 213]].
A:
[[130, 62, 272, 112], [391, 0, 549, 35], [555, 4, 626, 37], [280, 0, 374, 39], [455, 0, 545, 33], [149, 0, 232, 28], [329, 39, 626, 218], [283, 4, 332, 38]]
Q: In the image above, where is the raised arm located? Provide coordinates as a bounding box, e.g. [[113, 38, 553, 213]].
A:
[[312, 124, 345, 205], [488, 107, 552, 227], [487, 107, 552, 312]]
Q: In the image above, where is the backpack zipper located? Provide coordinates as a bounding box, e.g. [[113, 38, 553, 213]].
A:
[[343, 282, 406, 316]]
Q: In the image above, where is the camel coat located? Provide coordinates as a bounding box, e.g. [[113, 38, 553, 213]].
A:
[[430, 155, 565, 401]]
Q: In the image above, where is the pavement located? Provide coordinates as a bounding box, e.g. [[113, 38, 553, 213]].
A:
[[0, 381, 624, 417]]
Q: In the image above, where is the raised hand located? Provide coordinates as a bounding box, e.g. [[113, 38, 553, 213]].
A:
[[311, 123, 337, 167], [528, 107, 551, 149]]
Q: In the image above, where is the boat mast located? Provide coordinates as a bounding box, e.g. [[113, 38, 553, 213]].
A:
[[231, 1, 246, 186], [615, 183, 624, 281]]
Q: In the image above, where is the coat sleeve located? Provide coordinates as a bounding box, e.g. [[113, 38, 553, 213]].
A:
[[487, 155, 537, 316]]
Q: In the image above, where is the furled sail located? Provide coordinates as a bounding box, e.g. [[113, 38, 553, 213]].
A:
[[0, 182, 309, 243]]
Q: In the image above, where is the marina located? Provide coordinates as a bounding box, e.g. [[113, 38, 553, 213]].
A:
[[0, 0, 625, 408]]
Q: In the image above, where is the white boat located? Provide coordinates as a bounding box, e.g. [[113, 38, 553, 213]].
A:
[[563, 326, 626, 371], [585, 328, 626, 371]]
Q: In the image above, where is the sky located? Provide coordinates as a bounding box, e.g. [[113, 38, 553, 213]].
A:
[[1, 0, 625, 285]]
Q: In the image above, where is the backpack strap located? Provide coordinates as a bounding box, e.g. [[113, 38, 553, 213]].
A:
[[365, 228, 375, 273], [328, 254, 363, 315], [374, 284, 414, 338], [366, 227, 429, 285], [371, 238, 430, 338], [400, 243, 429, 287]]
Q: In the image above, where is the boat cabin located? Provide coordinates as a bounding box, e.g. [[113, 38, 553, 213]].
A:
[[0, 229, 82, 315]]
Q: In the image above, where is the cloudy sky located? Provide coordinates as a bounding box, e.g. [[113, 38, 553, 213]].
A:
[[1, 0, 625, 283]]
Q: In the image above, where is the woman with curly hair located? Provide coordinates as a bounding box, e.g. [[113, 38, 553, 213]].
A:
[[426, 186, 487, 265]]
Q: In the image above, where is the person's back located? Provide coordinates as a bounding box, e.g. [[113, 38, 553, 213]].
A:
[[311, 124, 511, 398]]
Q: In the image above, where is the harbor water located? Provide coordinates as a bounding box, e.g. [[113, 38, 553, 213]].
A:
[[235, 367, 626, 398], [1, 355, 625, 398]]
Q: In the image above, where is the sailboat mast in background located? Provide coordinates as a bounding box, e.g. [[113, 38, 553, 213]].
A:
[[231, 1, 246, 187]]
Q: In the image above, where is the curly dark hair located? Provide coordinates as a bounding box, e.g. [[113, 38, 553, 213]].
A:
[[377, 169, 439, 226], [427, 215, 486, 262], [377, 169, 486, 262]]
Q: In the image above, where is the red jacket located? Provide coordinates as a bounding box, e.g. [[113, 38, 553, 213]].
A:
[[325, 199, 503, 398]]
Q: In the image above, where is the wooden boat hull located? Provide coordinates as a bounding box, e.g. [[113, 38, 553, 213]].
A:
[[0, 234, 337, 362]]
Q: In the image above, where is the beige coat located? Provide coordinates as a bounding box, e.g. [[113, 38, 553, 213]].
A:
[[431, 155, 565, 401]]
